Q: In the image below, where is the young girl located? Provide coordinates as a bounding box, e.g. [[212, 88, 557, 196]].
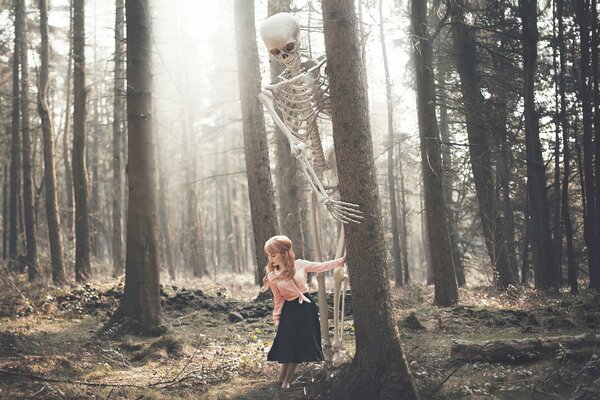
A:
[[261, 235, 346, 389]]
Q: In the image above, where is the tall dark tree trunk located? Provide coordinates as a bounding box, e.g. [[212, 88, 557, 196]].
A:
[[592, 0, 600, 290], [322, 1, 420, 398], [62, 0, 74, 238], [234, 0, 278, 288], [412, 0, 458, 306], [437, 67, 466, 287], [520, 0, 559, 289], [112, 0, 125, 277], [575, 0, 600, 289], [450, 1, 516, 288], [38, 0, 66, 284], [17, 0, 40, 281], [551, 0, 563, 285], [9, 1, 21, 270], [379, 0, 402, 286], [557, 0, 577, 293], [73, 0, 91, 282], [107, 0, 163, 335]]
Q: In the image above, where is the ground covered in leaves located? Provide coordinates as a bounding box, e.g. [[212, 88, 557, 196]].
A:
[[0, 270, 599, 400]]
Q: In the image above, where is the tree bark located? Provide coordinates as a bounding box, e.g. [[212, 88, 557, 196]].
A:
[[234, 0, 278, 288], [437, 66, 466, 287], [520, 0, 558, 289], [592, 0, 600, 291], [379, 0, 402, 286], [112, 0, 125, 277], [17, 0, 40, 281], [107, 0, 163, 335], [9, 0, 21, 270], [450, 1, 516, 289], [62, 0, 74, 237], [412, 0, 458, 305], [73, 0, 91, 282], [557, 0, 577, 293], [575, 0, 600, 290], [322, 1, 420, 398], [38, 0, 66, 284], [156, 141, 175, 280]]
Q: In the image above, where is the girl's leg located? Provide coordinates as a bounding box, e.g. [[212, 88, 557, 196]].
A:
[[282, 362, 298, 388], [278, 363, 288, 384]]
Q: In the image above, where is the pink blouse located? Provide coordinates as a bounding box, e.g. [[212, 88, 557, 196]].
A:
[[267, 257, 345, 326]]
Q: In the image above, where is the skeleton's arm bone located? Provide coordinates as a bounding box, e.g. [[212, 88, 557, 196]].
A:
[[259, 90, 305, 156], [298, 154, 363, 224]]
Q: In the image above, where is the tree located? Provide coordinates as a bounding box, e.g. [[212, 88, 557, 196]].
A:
[[411, 0, 458, 306], [107, 0, 163, 335], [112, 0, 125, 277], [9, 0, 21, 271], [574, 0, 600, 289], [73, 0, 91, 282], [233, 0, 278, 288], [17, 0, 40, 281], [450, 0, 516, 288], [556, 0, 577, 293], [520, 0, 559, 289], [38, 0, 66, 284], [378, 0, 402, 286], [321, 1, 419, 398]]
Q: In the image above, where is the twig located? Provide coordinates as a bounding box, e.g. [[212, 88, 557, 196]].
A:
[[149, 345, 201, 387], [429, 364, 464, 395], [0, 368, 144, 389]]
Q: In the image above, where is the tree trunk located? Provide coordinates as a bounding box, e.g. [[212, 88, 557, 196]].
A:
[[9, 1, 21, 270], [233, 0, 278, 288], [17, 0, 40, 281], [156, 141, 175, 280], [520, 0, 558, 289], [399, 161, 410, 283], [112, 0, 125, 277], [62, 1, 74, 237], [450, 1, 516, 289], [322, 1, 420, 398], [575, 0, 600, 290], [412, 0, 458, 306], [437, 66, 466, 287], [557, 0, 577, 293], [38, 0, 66, 284], [2, 166, 8, 260], [592, 0, 600, 291], [379, 0, 402, 286], [107, 0, 163, 335], [73, 0, 91, 282]]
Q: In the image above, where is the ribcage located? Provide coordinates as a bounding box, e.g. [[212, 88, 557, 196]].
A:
[[271, 60, 331, 172]]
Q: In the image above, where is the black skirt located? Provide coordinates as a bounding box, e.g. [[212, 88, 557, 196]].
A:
[[267, 292, 324, 363]]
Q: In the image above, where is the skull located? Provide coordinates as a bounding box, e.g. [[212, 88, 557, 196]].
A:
[[260, 13, 301, 71]]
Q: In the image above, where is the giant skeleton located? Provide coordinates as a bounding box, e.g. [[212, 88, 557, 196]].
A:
[[258, 12, 362, 363]]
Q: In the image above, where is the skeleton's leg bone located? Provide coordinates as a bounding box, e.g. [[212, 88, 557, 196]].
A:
[[331, 225, 347, 363], [312, 190, 332, 362]]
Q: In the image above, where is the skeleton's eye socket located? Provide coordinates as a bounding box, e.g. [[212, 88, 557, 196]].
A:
[[284, 42, 296, 52], [270, 48, 281, 56]]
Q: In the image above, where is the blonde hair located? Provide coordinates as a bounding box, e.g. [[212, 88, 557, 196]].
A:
[[260, 235, 296, 292]]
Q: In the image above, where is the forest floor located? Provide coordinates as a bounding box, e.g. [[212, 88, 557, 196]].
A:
[[0, 269, 599, 400]]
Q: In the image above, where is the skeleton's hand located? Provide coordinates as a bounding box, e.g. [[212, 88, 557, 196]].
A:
[[290, 142, 306, 158], [322, 198, 363, 224]]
